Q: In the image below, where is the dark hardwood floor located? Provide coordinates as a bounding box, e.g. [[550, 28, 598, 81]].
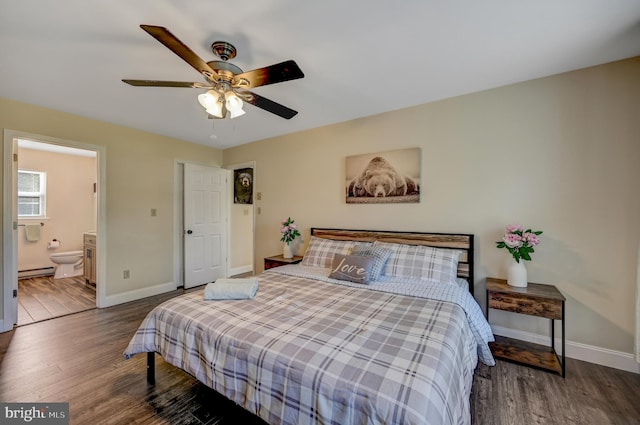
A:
[[471, 357, 640, 424], [1, 289, 639, 424], [17, 275, 96, 325]]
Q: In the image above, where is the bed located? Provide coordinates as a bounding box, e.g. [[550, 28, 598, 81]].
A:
[[124, 228, 495, 425]]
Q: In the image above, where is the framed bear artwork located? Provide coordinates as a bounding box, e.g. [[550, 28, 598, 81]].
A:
[[234, 167, 254, 204], [345, 148, 421, 204]]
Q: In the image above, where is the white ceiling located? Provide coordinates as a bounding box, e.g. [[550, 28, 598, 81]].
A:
[[1, 1, 639, 149]]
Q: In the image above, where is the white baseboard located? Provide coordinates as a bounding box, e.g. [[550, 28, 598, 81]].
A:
[[230, 264, 253, 276], [100, 281, 176, 308], [18, 267, 55, 278], [492, 325, 640, 374]]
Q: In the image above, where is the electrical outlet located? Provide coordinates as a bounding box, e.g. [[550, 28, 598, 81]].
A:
[[151, 208, 157, 217], [123, 270, 130, 279], [256, 192, 262, 200]]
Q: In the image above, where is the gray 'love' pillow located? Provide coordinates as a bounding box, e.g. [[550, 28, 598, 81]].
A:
[[329, 253, 376, 284]]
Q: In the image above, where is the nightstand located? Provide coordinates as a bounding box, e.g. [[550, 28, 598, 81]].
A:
[[486, 277, 566, 377], [264, 254, 303, 270]]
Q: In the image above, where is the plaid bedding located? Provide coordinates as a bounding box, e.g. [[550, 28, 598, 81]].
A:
[[124, 268, 494, 425]]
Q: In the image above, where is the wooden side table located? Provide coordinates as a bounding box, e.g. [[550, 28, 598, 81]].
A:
[[264, 254, 303, 270], [486, 277, 566, 377]]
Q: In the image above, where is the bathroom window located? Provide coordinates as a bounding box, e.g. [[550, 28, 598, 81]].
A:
[[18, 170, 47, 218]]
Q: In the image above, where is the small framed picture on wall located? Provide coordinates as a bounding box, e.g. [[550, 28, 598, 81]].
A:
[[233, 167, 254, 204]]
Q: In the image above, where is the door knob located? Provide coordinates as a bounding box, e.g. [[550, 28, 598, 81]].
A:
[[186, 230, 193, 234]]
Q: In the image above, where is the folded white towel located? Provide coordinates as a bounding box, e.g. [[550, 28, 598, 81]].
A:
[[25, 223, 41, 242], [204, 277, 259, 300]]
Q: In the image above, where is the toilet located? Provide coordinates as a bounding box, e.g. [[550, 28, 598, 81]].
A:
[[49, 251, 84, 279]]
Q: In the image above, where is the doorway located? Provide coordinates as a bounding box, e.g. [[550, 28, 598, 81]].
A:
[[2, 130, 106, 332], [16, 139, 97, 325]]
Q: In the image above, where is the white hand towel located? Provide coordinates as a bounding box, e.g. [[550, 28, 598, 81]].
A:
[[204, 277, 259, 300], [24, 223, 41, 242]]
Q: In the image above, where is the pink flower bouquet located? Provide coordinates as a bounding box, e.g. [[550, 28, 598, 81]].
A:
[[496, 224, 542, 263], [280, 217, 301, 245]]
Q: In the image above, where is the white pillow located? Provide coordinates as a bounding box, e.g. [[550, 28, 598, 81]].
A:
[[373, 241, 462, 284], [300, 236, 368, 268]]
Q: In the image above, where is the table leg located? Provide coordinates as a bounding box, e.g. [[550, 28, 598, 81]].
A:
[[551, 319, 555, 351], [562, 302, 566, 378], [147, 352, 155, 385]]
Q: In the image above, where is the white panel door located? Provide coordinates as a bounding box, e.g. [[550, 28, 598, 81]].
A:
[[184, 164, 229, 289]]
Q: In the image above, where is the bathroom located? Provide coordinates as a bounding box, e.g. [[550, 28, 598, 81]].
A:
[[17, 139, 97, 325]]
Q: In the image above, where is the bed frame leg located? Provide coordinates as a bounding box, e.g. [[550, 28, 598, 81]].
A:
[[147, 352, 155, 385]]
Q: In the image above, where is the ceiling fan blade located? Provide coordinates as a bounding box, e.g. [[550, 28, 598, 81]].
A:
[[241, 91, 298, 119], [140, 25, 219, 83], [232, 60, 304, 89], [122, 79, 212, 88]]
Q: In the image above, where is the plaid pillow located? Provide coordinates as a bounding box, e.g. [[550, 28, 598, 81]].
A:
[[350, 245, 392, 282], [373, 241, 462, 284], [300, 236, 367, 268]]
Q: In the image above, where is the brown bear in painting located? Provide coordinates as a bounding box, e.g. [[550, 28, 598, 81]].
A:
[[347, 156, 419, 198], [234, 172, 253, 204]]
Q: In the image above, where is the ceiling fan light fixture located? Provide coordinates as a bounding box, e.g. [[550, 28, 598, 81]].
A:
[[198, 90, 224, 118], [197, 90, 218, 109], [225, 91, 244, 113], [229, 108, 246, 119], [205, 104, 224, 118]]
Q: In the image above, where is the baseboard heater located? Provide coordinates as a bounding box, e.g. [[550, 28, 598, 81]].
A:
[[18, 267, 55, 279]]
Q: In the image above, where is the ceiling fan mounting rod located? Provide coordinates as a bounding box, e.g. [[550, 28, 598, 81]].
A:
[[211, 41, 236, 61]]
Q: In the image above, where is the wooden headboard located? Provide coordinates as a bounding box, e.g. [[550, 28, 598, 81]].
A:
[[310, 228, 475, 295]]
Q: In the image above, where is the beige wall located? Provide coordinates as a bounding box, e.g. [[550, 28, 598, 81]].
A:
[[1, 97, 223, 314], [230, 203, 254, 271], [227, 162, 256, 273], [223, 57, 640, 356], [17, 148, 96, 270]]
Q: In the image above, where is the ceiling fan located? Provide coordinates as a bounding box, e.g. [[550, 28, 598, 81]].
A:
[[122, 25, 304, 119]]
